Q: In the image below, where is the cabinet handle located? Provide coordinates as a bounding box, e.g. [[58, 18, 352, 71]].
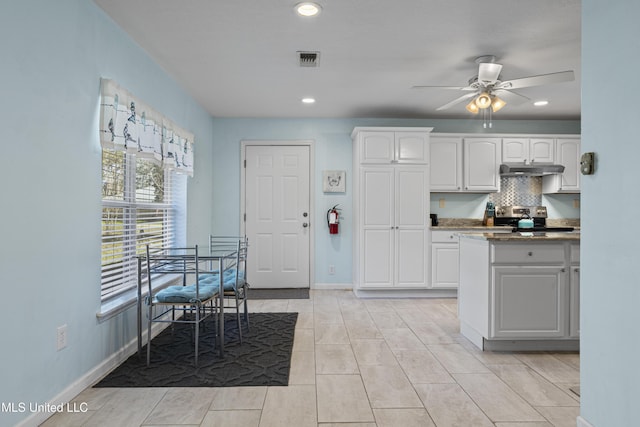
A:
[[450, 235, 454, 239], [561, 268, 566, 273], [574, 268, 580, 273], [527, 252, 533, 256]]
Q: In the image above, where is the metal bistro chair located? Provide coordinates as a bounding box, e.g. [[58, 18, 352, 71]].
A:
[[209, 235, 250, 343], [143, 245, 218, 366]]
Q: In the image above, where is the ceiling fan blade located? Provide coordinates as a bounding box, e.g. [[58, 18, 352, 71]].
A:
[[493, 89, 530, 106], [478, 62, 503, 84], [498, 70, 575, 90], [412, 85, 476, 91], [436, 92, 477, 111]]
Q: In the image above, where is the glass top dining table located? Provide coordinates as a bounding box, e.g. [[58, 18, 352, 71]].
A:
[[136, 246, 239, 359]]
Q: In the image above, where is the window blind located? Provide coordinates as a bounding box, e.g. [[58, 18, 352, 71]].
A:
[[100, 150, 184, 301]]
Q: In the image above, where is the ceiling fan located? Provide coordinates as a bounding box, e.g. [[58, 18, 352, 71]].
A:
[[413, 55, 575, 116]]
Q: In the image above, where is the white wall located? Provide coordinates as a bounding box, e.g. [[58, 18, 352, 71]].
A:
[[580, 1, 640, 426], [0, 1, 214, 426]]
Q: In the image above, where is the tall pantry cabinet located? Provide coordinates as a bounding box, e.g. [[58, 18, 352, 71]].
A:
[[351, 128, 432, 291]]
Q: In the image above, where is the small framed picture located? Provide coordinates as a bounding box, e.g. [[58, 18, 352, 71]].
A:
[[323, 170, 346, 193]]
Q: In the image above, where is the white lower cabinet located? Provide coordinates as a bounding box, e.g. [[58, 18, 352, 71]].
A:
[[431, 231, 460, 288], [570, 266, 580, 337], [570, 243, 580, 338], [459, 237, 580, 350], [492, 266, 566, 338]]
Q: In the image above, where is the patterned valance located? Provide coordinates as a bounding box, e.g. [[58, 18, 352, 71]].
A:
[[99, 78, 194, 176]]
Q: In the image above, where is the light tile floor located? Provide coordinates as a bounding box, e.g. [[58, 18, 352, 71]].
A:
[[42, 290, 580, 427]]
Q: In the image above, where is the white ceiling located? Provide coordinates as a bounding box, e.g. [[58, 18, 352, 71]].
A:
[[94, 0, 581, 120]]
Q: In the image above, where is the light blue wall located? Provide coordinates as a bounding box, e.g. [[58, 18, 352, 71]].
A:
[[211, 118, 580, 285], [0, 1, 214, 426], [581, 1, 640, 426]]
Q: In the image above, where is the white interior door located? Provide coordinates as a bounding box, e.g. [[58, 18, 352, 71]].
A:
[[244, 145, 310, 289]]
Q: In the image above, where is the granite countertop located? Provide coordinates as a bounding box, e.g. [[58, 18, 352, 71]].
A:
[[459, 232, 580, 241], [431, 218, 580, 231]]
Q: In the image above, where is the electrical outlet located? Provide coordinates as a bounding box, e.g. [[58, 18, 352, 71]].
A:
[[57, 324, 67, 351], [328, 265, 335, 275], [439, 198, 446, 208], [573, 199, 580, 209]]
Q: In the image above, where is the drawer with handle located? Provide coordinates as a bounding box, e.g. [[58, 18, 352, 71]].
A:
[[492, 243, 565, 264], [431, 230, 460, 243]]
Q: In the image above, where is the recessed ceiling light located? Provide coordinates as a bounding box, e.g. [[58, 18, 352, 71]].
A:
[[534, 100, 549, 107], [295, 2, 321, 17], [302, 97, 316, 104]]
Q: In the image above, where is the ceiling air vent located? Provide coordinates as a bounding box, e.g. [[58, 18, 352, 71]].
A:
[[298, 51, 320, 67]]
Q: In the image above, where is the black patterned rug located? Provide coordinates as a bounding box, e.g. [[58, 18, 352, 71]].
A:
[[94, 312, 298, 388]]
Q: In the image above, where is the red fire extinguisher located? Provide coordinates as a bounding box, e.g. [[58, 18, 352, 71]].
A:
[[327, 204, 340, 234]]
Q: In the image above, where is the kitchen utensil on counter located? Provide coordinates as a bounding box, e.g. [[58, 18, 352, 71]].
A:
[[518, 214, 534, 229], [483, 202, 495, 226]]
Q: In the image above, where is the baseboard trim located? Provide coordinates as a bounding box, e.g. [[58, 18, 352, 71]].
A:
[[311, 282, 353, 290], [354, 288, 457, 298], [483, 339, 579, 352], [577, 415, 595, 427], [17, 321, 170, 427]]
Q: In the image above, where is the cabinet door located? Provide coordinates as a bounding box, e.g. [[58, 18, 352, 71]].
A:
[[360, 131, 394, 164], [431, 243, 459, 288], [430, 137, 463, 191], [542, 138, 580, 193], [502, 138, 529, 163], [530, 138, 555, 163], [557, 138, 581, 191], [360, 168, 394, 287], [395, 168, 427, 287], [395, 132, 428, 164], [491, 266, 567, 338], [570, 266, 580, 338], [464, 138, 501, 192]]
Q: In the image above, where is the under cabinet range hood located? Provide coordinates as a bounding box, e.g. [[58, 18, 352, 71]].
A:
[[499, 163, 565, 176]]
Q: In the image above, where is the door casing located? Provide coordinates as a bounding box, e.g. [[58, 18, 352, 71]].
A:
[[240, 140, 315, 288]]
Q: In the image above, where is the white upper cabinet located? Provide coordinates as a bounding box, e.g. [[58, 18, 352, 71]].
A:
[[502, 138, 555, 164], [430, 136, 500, 192], [355, 128, 430, 164], [430, 136, 463, 191], [542, 138, 581, 193], [463, 138, 501, 192]]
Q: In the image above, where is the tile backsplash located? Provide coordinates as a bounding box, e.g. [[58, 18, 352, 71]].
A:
[[489, 176, 542, 206]]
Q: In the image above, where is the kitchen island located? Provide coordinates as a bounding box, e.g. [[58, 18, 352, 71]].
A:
[[458, 232, 580, 351]]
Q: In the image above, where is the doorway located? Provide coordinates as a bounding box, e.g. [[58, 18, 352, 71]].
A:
[[241, 141, 313, 289]]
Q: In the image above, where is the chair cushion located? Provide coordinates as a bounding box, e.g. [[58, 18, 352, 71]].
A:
[[222, 271, 246, 291], [154, 284, 218, 303]]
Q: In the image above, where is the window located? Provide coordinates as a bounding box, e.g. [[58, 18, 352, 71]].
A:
[[101, 148, 186, 301], [98, 79, 193, 309]]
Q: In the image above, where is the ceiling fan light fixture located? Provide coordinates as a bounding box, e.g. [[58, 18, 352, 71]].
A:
[[491, 96, 506, 112], [475, 92, 492, 109], [465, 100, 479, 114]]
